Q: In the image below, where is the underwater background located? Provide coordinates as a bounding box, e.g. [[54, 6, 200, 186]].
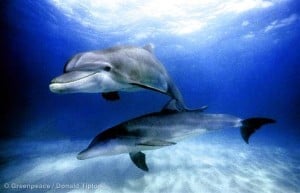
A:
[[1, 0, 300, 192]]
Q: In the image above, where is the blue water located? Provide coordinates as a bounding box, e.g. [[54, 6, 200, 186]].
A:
[[1, 0, 300, 193]]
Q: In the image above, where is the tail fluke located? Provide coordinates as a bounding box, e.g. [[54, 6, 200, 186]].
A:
[[241, 118, 276, 144]]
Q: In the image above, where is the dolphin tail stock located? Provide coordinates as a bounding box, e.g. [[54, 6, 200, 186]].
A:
[[166, 81, 187, 111], [240, 117, 276, 144]]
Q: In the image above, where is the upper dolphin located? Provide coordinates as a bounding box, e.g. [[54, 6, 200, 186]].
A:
[[49, 44, 186, 109]]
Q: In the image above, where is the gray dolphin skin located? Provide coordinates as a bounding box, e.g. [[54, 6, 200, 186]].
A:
[[77, 100, 275, 171], [49, 44, 186, 108]]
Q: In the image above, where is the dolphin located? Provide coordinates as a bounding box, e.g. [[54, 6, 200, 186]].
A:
[[77, 100, 275, 171], [49, 44, 186, 109]]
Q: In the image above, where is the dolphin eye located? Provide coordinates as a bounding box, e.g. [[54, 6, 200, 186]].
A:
[[104, 66, 111, 72]]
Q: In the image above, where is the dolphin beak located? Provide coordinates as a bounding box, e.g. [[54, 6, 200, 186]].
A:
[[49, 82, 65, 93], [49, 71, 98, 93], [77, 149, 88, 160], [50, 71, 96, 84]]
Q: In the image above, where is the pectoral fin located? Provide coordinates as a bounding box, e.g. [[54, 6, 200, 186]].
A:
[[136, 139, 176, 146], [101, 92, 120, 101], [129, 152, 148, 172]]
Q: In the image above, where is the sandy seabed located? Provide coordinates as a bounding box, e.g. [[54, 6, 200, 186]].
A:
[[0, 139, 299, 193]]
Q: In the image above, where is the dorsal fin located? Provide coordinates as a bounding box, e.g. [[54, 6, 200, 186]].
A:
[[142, 44, 154, 53], [161, 99, 181, 112], [161, 99, 208, 113]]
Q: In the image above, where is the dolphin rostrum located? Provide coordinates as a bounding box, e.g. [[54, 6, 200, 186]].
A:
[[77, 100, 275, 171], [49, 44, 186, 109]]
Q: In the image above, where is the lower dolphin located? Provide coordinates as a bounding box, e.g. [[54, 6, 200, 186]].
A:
[[49, 44, 186, 109], [77, 100, 275, 171]]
